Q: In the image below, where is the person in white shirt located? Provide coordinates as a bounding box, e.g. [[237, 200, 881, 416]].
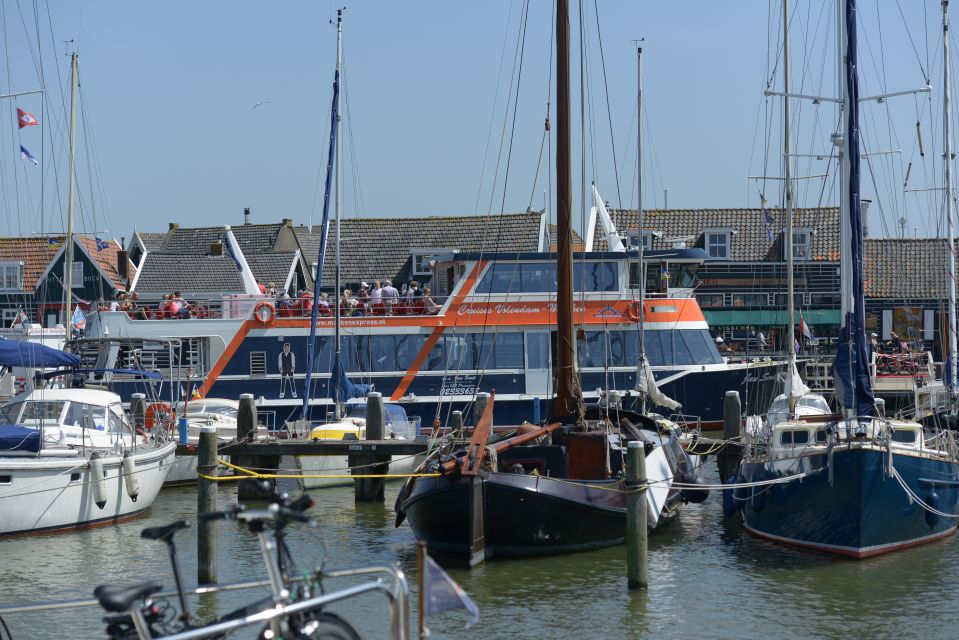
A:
[[381, 280, 399, 313]]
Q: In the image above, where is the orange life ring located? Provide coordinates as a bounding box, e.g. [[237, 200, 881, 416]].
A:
[[624, 301, 642, 322], [253, 300, 276, 325], [145, 402, 175, 430]]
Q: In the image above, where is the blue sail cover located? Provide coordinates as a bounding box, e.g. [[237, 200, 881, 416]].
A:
[[329, 351, 371, 404], [831, 0, 876, 418], [0, 425, 41, 453], [0, 339, 80, 369]]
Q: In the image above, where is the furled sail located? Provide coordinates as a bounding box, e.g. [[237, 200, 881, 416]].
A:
[[635, 354, 681, 410]]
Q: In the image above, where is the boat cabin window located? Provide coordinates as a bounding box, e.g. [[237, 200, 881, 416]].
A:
[[426, 333, 525, 371], [815, 429, 827, 443], [63, 402, 109, 432], [475, 261, 618, 294], [7, 401, 65, 424], [578, 329, 723, 368], [891, 429, 917, 444], [780, 429, 810, 446]]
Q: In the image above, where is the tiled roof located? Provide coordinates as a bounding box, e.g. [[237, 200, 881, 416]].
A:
[[864, 238, 954, 299], [75, 236, 136, 291], [246, 252, 297, 289], [135, 231, 168, 252], [0, 237, 60, 291], [160, 223, 284, 254], [294, 212, 543, 287], [134, 253, 245, 294], [596, 207, 841, 261]]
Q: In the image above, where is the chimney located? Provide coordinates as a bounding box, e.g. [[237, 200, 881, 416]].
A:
[[169, 222, 179, 230], [861, 199, 871, 237], [117, 250, 129, 280], [210, 242, 224, 256], [282, 218, 292, 227], [244, 207, 252, 225]]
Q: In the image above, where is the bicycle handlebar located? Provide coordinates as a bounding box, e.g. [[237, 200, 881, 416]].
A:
[[198, 502, 313, 525]]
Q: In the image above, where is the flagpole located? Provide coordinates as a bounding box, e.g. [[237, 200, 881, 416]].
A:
[[417, 540, 428, 639], [64, 52, 78, 342]]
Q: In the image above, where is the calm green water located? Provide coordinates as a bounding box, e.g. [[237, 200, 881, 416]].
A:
[[1, 465, 957, 640]]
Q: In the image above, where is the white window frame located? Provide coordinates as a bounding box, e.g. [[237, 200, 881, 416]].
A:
[[627, 230, 658, 251], [0, 261, 23, 291], [411, 248, 451, 277], [70, 261, 84, 289], [704, 230, 731, 259], [791, 229, 813, 261]]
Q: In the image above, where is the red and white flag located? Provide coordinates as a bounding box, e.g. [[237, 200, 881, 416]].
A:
[[799, 313, 813, 340], [17, 108, 38, 129]]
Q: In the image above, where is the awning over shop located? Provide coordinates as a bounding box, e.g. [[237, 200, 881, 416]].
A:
[[703, 309, 840, 326]]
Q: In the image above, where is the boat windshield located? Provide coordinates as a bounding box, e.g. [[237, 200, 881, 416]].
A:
[[4, 401, 65, 424], [345, 403, 410, 425], [797, 395, 830, 413], [183, 401, 238, 418]]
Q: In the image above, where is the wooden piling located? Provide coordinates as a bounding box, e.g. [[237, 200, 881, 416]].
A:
[[626, 441, 648, 590], [236, 394, 267, 500], [352, 392, 390, 502], [718, 390, 743, 482], [130, 393, 146, 430], [197, 425, 218, 585], [473, 392, 490, 428]]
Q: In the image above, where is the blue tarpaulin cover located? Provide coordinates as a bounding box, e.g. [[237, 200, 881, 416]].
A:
[[0, 339, 80, 369], [0, 424, 41, 453]]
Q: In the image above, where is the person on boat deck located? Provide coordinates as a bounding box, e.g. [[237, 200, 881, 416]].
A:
[[172, 291, 191, 319], [370, 280, 383, 306], [266, 282, 277, 297], [422, 286, 438, 314], [257, 281, 267, 295], [381, 280, 399, 313], [340, 289, 358, 316], [888, 331, 903, 353], [317, 292, 331, 316], [278, 342, 296, 399], [128, 292, 149, 320], [297, 290, 314, 316], [356, 282, 371, 314], [870, 332, 880, 353], [757, 331, 768, 350], [109, 292, 123, 312]]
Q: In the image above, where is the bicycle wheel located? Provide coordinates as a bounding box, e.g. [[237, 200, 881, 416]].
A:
[[259, 611, 361, 640]]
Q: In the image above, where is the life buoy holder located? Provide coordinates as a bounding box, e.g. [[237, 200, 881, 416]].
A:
[[145, 402, 175, 430], [624, 301, 642, 323], [254, 300, 276, 325]]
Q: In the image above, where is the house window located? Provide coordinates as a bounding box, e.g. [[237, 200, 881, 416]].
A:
[[696, 293, 725, 308], [627, 231, 655, 250], [0, 262, 22, 290], [250, 351, 266, 377], [731, 293, 769, 307], [705, 232, 730, 259], [71, 261, 83, 288], [792, 230, 812, 260], [810, 292, 840, 306]]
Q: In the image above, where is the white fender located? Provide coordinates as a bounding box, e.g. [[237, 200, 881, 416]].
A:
[[121, 452, 139, 502], [89, 453, 107, 509]]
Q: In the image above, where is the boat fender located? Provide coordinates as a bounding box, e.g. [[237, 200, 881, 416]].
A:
[[624, 301, 642, 323], [722, 474, 737, 518], [925, 490, 941, 529], [751, 486, 766, 513], [253, 300, 276, 325], [680, 471, 710, 504], [121, 452, 139, 502], [89, 453, 107, 509]]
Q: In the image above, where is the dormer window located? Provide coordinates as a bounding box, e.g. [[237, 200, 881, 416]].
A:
[[0, 261, 23, 291], [627, 230, 659, 251], [705, 230, 731, 259], [791, 229, 813, 260], [412, 248, 451, 277]]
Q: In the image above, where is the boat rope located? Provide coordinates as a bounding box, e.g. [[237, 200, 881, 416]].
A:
[[196, 458, 441, 482], [890, 466, 959, 520]]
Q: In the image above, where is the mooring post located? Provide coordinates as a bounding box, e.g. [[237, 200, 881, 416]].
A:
[[451, 411, 464, 440], [473, 392, 490, 429], [197, 425, 218, 584], [467, 476, 486, 567], [719, 390, 743, 482], [626, 441, 648, 590], [130, 393, 146, 431], [352, 391, 389, 502], [236, 393, 269, 500]]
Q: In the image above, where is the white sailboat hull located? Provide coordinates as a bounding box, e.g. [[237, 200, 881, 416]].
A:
[[0, 442, 176, 536]]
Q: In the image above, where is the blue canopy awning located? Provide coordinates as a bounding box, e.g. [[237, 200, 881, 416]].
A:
[[0, 339, 80, 368]]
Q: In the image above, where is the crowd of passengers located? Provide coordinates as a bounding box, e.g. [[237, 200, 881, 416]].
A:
[[105, 278, 441, 320]]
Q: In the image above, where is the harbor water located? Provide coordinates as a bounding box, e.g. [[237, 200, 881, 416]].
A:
[[1, 464, 958, 639]]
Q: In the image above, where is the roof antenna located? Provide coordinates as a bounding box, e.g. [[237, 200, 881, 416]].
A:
[[61, 39, 75, 56]]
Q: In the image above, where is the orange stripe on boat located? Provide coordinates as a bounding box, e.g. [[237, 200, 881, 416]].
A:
[[196, 320, 254, 398]]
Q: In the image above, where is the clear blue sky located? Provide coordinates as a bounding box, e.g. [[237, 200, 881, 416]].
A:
[[0, 1, 950, 243]]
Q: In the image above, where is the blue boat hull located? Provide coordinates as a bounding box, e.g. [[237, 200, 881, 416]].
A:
[[740, 447, 959, 557]]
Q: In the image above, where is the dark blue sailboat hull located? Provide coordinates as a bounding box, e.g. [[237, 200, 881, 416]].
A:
[[740, 447, 959, 557]]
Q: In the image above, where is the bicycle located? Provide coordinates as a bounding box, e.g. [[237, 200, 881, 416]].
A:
[[95, 489, 366, 639]]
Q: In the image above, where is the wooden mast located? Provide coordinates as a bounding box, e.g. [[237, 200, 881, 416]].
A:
[[553, 0, 577, 418]]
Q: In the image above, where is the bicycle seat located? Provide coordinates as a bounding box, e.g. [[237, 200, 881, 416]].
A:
[[141, 519, 190, 542], [94, 582, 163, 613]]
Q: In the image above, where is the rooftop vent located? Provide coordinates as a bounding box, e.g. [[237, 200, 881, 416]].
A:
[[244, 207, 252, 225], [210, 242, 224, 257]]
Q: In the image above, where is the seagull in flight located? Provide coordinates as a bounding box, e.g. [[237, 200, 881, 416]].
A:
[[252, 101, 271, 111]]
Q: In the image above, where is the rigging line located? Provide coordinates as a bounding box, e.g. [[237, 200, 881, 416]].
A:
[[591, 0, 621, 209], [13, 0, 40, 79], [341, 59, 367, 219], [496, 0, 530, 219], [894, 0, 930, 83]]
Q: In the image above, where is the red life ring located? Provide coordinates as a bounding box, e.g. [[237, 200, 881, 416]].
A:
[[145, 402, 175, 430], [624, 301, 642, 322], [253, 300, 276, 325]]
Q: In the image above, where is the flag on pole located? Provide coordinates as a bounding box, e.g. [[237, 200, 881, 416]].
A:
[[12, 309, 29, 328], [95, 237, 110, 252], [19, 145, 38, 165], [799, 313, 813, 340], [17, 108, 38, 128], [423, 554, 479, 629], [71, 306, 86, 331], [47, 237, 63, 250]]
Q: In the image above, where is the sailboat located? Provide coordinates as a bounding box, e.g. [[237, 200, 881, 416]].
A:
[[737, 0, 959, 557], [395, 1, 705, 563]]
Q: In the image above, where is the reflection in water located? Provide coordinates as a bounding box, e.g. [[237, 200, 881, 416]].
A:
[[0, 472, 958, 639]]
